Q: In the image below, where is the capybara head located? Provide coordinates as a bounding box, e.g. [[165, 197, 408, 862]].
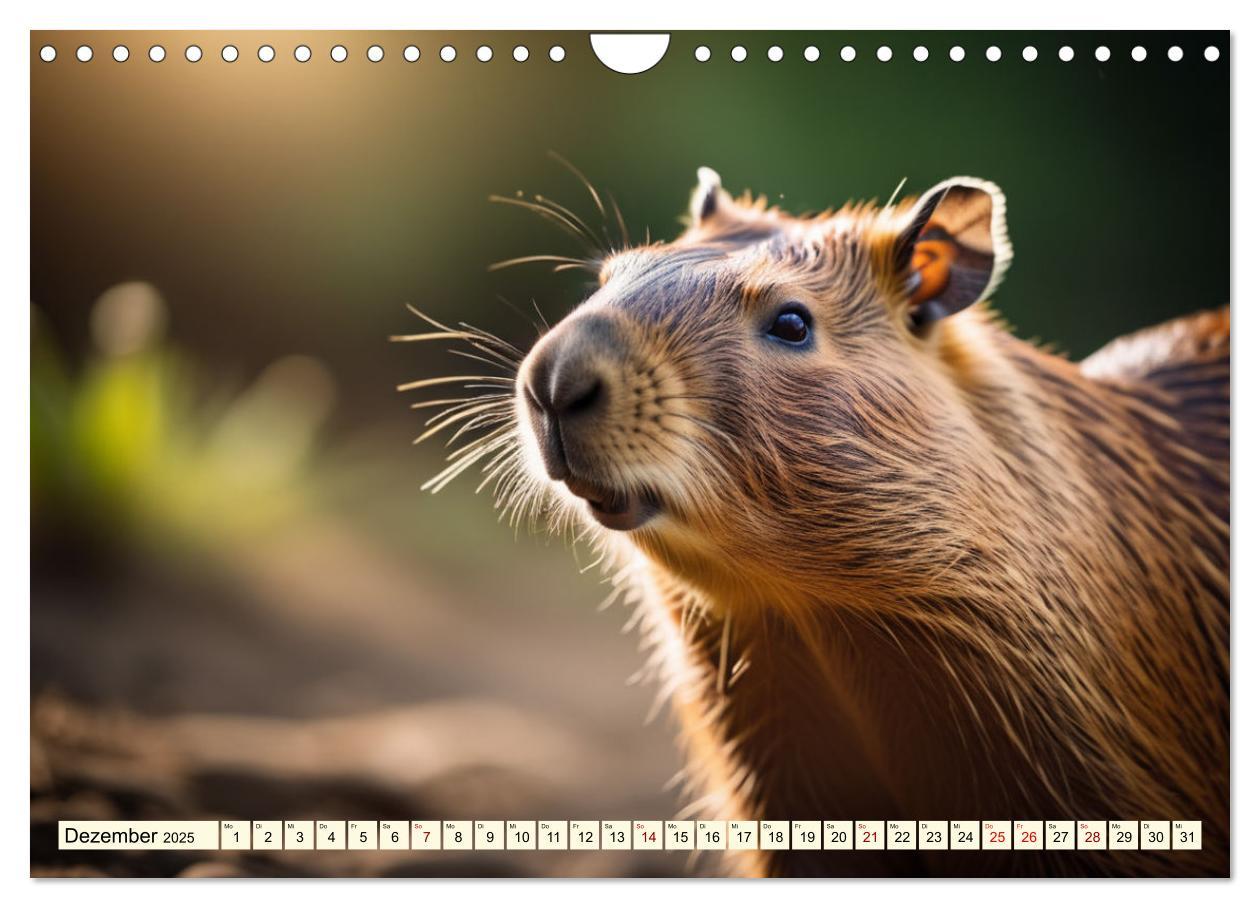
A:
[[511, 170, 1013, 605]]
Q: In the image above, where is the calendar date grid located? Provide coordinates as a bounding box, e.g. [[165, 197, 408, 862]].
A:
[[58, 819, 1203, 853]]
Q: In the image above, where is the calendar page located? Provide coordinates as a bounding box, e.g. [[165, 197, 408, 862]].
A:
[[28, 27, 1229, 880]]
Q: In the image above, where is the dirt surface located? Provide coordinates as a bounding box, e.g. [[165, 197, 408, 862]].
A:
[[31, 510, 713, 877]]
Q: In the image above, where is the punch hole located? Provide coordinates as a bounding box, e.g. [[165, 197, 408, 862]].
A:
[[477, 45, 493, 62], [549, 45, 566, 62], [404, 45, 421, 62], [39, 45, 57, 62], [1204, 46, 1220, 62], [913, 46, 929, 62], [1022, 46, 1038, 62], [731, 45, 747, 62], [1168, 46, 1184, 62], [149, 46, 166, 63], [840, 46, 857, 62], [589, 33, 667, 73], [440, 45, 457, 62], [185, 45, 202, 63], [768, 46, 784, 62], [1095, 46, 1110, 62], [331, 45, 348, 63], [1131, 46, 1146, 62], [112, 45, 129, 63], [986, 46, 1002, 62], [221, 45, 239, 63], [1059, 46, 1074, 62], [295, 45, 312, 63], [76, 45, 93, 63], [367, 45, 385, 62], [512, 46, 528, 62], [876, 46, 892, 62], [258, 45, 276, 63], [694, 45, 711, 62], [949, 46, 965, 62], [804, 46, 820, 62]]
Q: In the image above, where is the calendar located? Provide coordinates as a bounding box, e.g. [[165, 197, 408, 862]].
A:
[[27, 18, 1231, 883], [57, 819, 1205, 853]]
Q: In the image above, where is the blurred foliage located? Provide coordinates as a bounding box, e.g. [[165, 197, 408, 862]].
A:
[[32, 283, 335, 552]]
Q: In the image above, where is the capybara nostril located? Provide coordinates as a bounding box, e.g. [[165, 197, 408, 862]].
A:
[[550, 364, 605, 419]]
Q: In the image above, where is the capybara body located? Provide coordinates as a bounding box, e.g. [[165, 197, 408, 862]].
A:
[[408, 170, 1228, 876]]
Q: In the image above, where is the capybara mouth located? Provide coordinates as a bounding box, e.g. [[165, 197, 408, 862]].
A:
[[563, 476, 660, 531]]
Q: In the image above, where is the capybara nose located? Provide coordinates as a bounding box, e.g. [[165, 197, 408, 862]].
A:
[[523, 315, 620, 479], [525, 317, 615, 420]]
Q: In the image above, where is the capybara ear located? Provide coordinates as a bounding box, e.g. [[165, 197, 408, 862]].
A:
[[895, 177, 1012, 328], [688, 166, 735, 226]]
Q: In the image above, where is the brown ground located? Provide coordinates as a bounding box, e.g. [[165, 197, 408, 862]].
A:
[[31, 490, 712, 877]]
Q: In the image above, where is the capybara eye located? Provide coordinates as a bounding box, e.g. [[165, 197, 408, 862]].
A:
[[767, 304, 812, 345]]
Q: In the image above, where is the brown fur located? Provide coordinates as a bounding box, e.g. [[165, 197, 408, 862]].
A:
[[403, 177, 1229, 877]]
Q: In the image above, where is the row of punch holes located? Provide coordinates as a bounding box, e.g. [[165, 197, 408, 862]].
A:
[[718, 43, 1220, 63], [38, 42, 1222, 66], [38, 43, 563, 64]]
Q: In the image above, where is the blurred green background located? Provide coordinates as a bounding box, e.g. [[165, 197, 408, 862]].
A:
[[30, 30, 1228, 877]]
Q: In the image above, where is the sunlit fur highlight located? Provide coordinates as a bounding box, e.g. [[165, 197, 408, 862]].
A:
[[399, 173, 1229, 878]]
